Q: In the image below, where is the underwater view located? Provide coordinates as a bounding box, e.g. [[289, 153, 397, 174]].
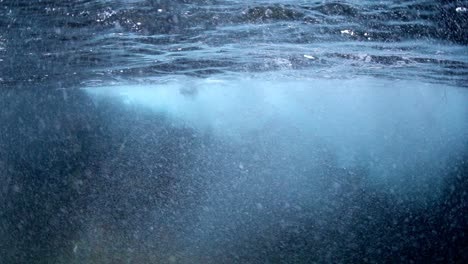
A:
[[1, 1, 467, 263]]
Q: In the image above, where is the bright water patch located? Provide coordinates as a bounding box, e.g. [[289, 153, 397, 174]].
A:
[[86, 73, 468, 196]]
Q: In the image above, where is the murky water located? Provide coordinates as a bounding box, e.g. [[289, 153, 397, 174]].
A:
[[1, 1, 467, 263]]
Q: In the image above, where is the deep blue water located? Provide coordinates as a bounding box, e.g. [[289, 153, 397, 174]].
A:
[[0, 1, 467, 263]]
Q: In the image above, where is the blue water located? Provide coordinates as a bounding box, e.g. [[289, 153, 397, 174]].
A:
[[1, 0, 467, 87], [1, 1, 467, 263]]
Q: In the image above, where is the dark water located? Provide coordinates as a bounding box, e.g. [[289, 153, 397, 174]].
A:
[[0, 1, 467, 263], [1, 0, 467, 87]]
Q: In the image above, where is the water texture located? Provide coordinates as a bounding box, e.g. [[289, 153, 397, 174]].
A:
[[0, 1, 467, 263], [1, 0, 467, 87]]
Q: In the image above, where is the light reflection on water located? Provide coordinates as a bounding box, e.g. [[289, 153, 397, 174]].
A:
[[87, 74, 468, 195]]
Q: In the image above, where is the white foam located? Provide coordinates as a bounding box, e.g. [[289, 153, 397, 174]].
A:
[[85, 73, 468, 189]]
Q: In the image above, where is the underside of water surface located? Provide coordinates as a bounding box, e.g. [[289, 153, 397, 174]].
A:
[[0, 1, 467, 263]]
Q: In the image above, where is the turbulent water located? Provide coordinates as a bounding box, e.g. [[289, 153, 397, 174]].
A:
[[1, 1, 467, 263], [1, 0, 467, 87]]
